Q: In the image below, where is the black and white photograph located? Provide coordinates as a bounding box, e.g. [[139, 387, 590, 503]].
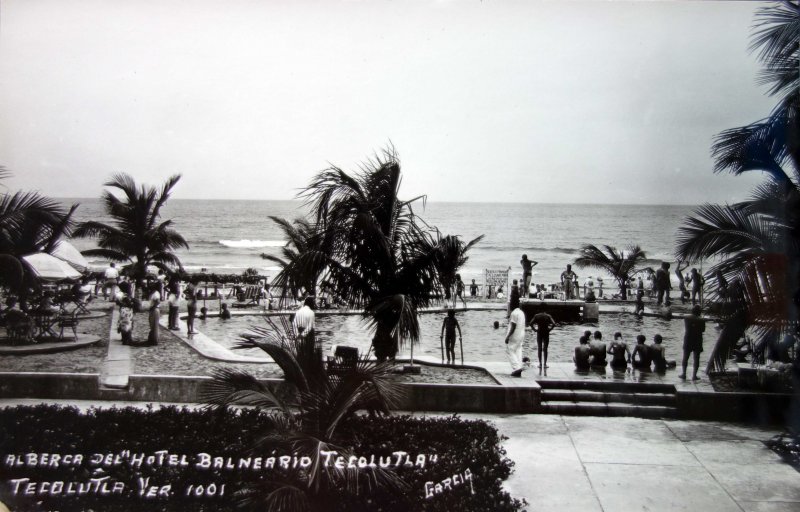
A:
[[0, 0, 798, 510]]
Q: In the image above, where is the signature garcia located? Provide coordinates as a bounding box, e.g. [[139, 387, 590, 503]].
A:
[[424, 468, 474, 499]]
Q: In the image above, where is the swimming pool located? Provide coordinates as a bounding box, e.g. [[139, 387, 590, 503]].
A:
[[195, 309, 716, 366]]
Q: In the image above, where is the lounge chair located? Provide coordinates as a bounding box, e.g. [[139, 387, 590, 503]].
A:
[[231, 285, 262, 308]]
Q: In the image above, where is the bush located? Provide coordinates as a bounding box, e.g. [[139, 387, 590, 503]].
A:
[[0, 405, 522, 512]]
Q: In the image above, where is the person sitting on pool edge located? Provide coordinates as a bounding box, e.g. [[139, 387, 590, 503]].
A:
[[649, 334, 676, 372], [607, 331, 631, 370], [589, 331, 607, 367], [574, 335, 592, 371], [631, 334, 653, 370]]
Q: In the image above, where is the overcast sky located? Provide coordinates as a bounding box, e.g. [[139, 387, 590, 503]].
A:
[[0, 0, 779, 204]]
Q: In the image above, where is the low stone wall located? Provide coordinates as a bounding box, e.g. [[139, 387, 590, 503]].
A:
[[676, 388, 795, 424], [0, 372, 539, 413]]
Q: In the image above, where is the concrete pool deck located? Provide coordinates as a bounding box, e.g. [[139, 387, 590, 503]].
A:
[[0, 397, 797, 511]]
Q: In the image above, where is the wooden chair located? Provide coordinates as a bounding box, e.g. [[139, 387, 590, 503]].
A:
[[327, 345, 360, 377], [58, 310, 80, 341]]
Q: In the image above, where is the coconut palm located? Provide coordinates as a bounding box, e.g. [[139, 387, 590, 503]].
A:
[[433, 232, 485, 306], [73, 173, 188, 286], [262, 216, 333, 302], [290, 147, 479, 361], [573, 244, 647, 300], [202, 316, 407, 511], [676, 2, 800, 372]]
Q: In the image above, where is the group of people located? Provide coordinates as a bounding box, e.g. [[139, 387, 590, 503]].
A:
[[502, 304, 707, 380]]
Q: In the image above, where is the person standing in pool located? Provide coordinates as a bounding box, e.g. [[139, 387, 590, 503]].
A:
[[504, 306, 527, 377], [440, 309, 462, 365], [589, 331, 607, 367], [607, 332, 631, 370], [680, 305, 705, 380], [561, 264, 577, 299], [530, 310, 556, 369], [574, 335, 592, 370], [520, 255, 537, 295], [631, 335, 653, 370]]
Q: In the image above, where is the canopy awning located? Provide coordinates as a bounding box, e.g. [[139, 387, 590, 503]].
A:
[[52, 240, 90, 272], [22, 253, 82, 282]]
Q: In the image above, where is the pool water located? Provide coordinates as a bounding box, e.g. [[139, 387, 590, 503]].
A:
[[196, 310, 716, 366]]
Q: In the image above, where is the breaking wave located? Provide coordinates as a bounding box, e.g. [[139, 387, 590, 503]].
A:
[[218, 240, 286, 249]]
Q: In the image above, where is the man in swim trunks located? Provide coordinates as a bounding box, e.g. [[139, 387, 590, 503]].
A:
[[520, 254, 537, 295], [470, 279, 478, 297], [650, 334, 675, 372], [505, 306, 527, 377], [680, 305, 705, 380], [589, 331, 607, 367], [529, 310, 556, 368], [631, 334, 652, 371], [561, 264, 577, 299], [574, 335, 592, 371], [440, 309, 462, 365]]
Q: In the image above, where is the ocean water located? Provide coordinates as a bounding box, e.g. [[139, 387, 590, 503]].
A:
[[62, 199, 696, 290]]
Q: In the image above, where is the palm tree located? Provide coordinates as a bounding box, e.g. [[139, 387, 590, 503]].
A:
[[676, 2, 800, 372], [201, 316, 407, 511], [73, 173, 188, 287], [287, 146, 480, 361], [0, 168, 79, 307], [261, 216, 333, 303], [433, 232, 485, 306], [573, 244, 647, 300]]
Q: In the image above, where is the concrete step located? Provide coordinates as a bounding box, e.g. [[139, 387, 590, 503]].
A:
[[538, 401, 678, 419], [541, 389, 676, 407], [536, 379, 675, 394]]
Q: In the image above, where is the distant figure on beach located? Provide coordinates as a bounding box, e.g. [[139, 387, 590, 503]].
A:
[[509, 279, 521, 315], [454, 274, 466, 308], [596, 277, 604, 298], [530, 311, 556, 369], [470, 279, 478, 297], [589, 331, 607, 367], [574, 336, 592, 371], [655, 262, 672, 306], [293, 297, 316, 340], [561, 265, 577, 300], [185, 286, 198, 335], [680, 305, 705, 380], [608, 332, 631, 370], [520, 254, 538, 294], [650, 334, 676, 372], [440, 309, 462, 365], [493, 320, 500, 330], [118, 296, 134, 346], [688, 268, 704, 305], [104, 263, 119, 301], [220, 303, 231, 320], [147, 297, 160, 346], [634, 289, 645, 317], [632, 335, 652, 370], [504, 306, 527, 377]]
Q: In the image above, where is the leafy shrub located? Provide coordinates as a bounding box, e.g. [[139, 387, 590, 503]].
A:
[[0, 405, 521, 512]]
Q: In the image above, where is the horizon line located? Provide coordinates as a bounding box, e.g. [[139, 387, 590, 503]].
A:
[[54, 197, 704, 208]]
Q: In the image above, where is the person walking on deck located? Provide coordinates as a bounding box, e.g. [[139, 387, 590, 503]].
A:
[[504, 307, 527, 377]]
